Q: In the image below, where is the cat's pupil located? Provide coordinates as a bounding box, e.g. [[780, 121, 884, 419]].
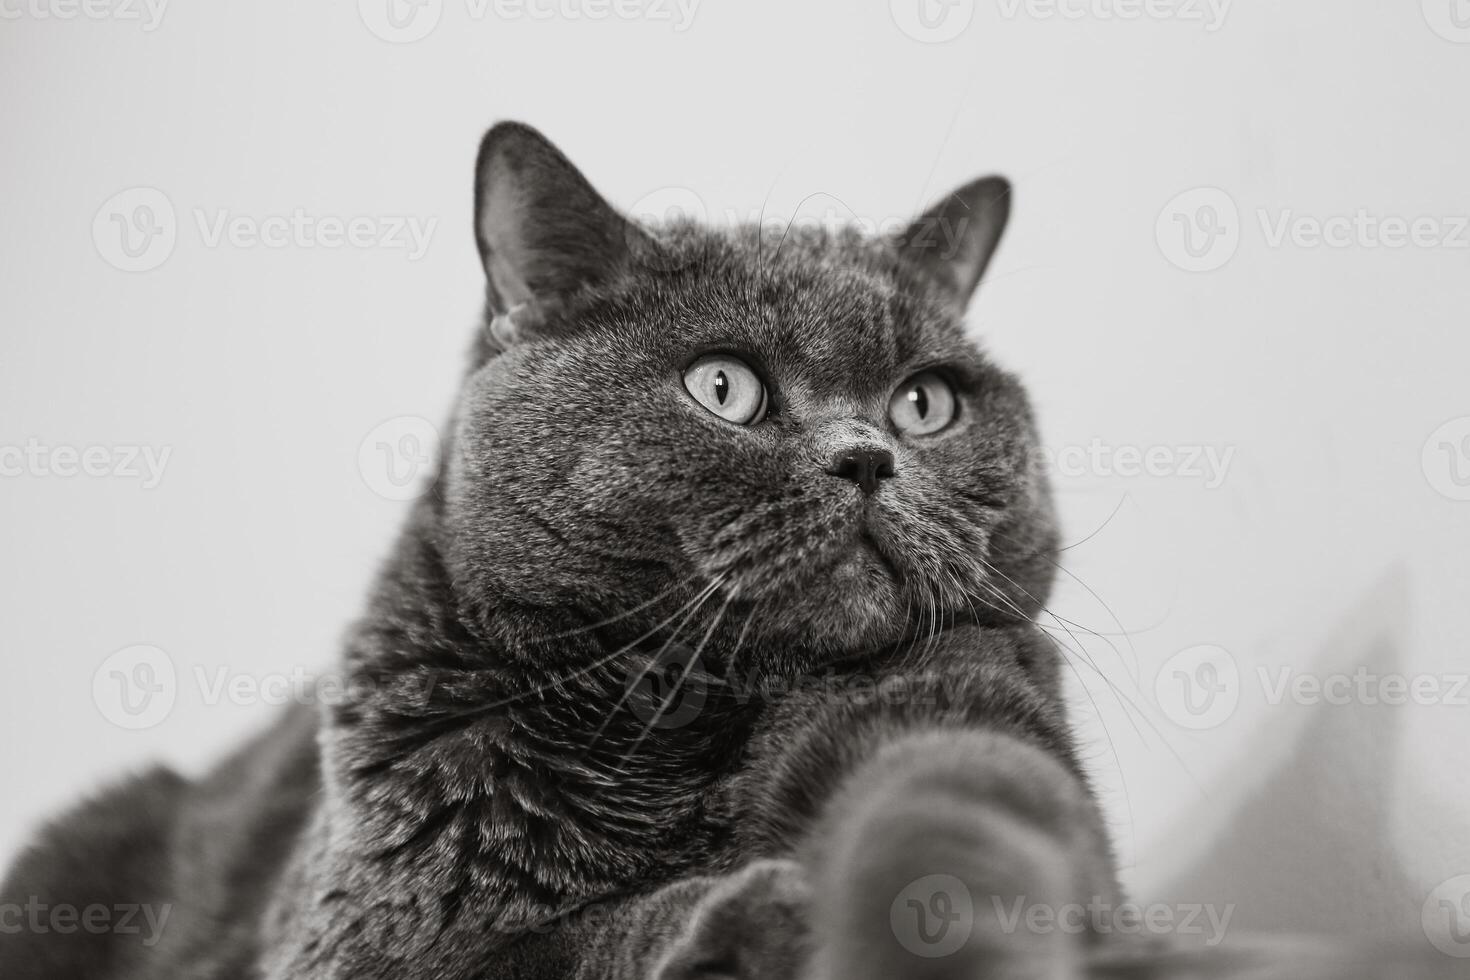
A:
[[713, 371, 729, 404], [910, 385, 929, 418]]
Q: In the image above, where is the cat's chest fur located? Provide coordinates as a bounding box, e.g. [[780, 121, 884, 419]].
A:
[[310, 519, 765, 935]]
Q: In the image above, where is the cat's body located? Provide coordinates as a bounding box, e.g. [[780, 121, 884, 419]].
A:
[[4, 603, 1101, 980], [12, 122, 1440, 980]]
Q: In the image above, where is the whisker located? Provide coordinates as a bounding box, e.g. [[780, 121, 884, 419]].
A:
[[583, 576, 725, 753], [616, 589, 739, 767], [973, 558, 1205, 795], [538, 577, 703, 642], [363, 578, 728, 771]]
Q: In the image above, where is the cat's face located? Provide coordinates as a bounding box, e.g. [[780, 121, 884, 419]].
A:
[[441, 124, 1055, 666]]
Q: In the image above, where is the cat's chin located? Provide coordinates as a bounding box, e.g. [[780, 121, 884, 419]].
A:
[[793, 547, 908, 652]]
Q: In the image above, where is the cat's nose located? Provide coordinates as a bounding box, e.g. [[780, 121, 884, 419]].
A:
[[826, 447, 896, 496]]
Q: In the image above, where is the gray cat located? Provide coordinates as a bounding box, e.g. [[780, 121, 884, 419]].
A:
[[1, 123, 1450, 980]]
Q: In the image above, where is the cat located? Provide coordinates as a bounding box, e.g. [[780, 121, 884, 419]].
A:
[[5, 122, 1451, 980]]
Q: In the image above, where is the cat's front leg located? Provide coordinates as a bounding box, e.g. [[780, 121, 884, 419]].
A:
[[722, 625, 1118, 980], [645, 859, 812, 980], [550, 860, 812, 980]]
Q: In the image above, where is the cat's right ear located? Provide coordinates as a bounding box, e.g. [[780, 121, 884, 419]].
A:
[[897, 176, 1012, 312], [473, 122, 650, 341]]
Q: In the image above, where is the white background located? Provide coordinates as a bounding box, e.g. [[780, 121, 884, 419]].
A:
[[2, 0, 1468, 946]]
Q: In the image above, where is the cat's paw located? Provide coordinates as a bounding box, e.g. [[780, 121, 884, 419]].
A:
[[804, 730, 1111, 980], [651, 859, 812, 980]]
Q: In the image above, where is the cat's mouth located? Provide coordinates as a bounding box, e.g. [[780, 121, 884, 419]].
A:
[[693, 493, 989, 651]]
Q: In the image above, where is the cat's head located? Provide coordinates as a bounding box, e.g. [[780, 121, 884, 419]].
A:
[[437, 122, 1056, 667]]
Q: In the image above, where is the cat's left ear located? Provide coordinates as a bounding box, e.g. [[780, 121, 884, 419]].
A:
[[897, 176, 1011, 310], [473, 121, 651, 342]]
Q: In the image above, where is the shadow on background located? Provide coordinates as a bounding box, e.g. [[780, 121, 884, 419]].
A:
[[1153, 569, 1434, 939]]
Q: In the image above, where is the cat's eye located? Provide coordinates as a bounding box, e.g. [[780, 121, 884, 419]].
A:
[[683, 354, 768, 425], [888, 371, 957, 436]]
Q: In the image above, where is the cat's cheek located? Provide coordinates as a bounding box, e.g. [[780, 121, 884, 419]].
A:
[[565, 444, 653, 520]]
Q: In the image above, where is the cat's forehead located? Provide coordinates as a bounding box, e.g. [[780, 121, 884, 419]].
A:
[[630, 223, 976, 392]]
